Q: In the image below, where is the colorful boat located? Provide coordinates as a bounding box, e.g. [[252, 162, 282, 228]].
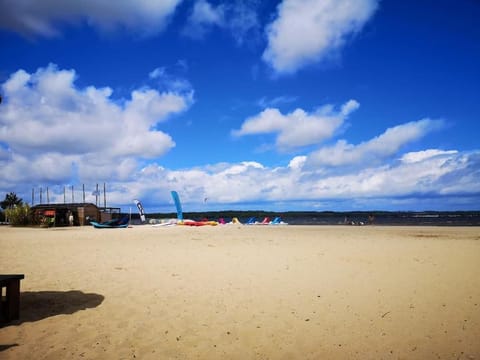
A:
[[179, 220, 218, 226]]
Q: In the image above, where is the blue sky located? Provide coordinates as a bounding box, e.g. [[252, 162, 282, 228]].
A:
[[1, 0, 479, 213]]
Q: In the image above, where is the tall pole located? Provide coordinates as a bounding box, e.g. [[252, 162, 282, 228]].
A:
[[96, 183, 99, 206], [64, 186, 66, 203], [47, 187, 49, 204], [40, 187, 43, 204], [32, 188, 34, 206], [83, 184, 85, 203], [103, 182, 106, 209], [71, 185, 74, 203]]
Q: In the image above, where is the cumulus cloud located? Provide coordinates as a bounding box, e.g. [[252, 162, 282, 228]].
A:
[[306, 118, 445, 168], [263, 0, 379, 74], [93, 148, 480, 212], [0, 0, 182, 37], [0, 64, 193, 186], [3, 70, 475, 212], [286, 150, 475, 202], [232, 99, 359, 150]]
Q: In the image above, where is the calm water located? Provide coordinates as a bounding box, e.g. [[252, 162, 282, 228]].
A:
[[135, 212, 480, 226], [284, 212, 480, 226]]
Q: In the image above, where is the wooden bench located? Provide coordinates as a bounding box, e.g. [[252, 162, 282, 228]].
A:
[[0, 274, 25, 322]]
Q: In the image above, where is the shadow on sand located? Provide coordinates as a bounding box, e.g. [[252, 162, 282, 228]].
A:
[[1, 290, 104, 329]]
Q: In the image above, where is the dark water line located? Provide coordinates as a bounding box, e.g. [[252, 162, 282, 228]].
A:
[[130, 212, 480, 226]]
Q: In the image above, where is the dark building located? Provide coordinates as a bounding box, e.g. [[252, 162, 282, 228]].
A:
[[31, 203, 121, 226]]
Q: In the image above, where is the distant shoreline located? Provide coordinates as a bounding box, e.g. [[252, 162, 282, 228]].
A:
[[127, 210, 480, 226]]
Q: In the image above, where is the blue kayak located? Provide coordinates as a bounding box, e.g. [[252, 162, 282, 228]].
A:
[[90, 215, 130, 229]]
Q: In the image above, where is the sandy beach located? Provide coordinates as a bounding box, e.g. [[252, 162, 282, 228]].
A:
[[1, 225, 479, 359]]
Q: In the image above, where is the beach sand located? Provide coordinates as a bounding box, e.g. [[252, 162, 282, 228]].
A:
[[1, 225, 479, 359]]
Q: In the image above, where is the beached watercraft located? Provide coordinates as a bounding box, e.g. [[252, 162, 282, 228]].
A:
[[245, 216, 288, 225], [151, 219, 178, 227], [270, 216, 288, 225], [90, 216, 130, 229], [178, 220, 218, 226]]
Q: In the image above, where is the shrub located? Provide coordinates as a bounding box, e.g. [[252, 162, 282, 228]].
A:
[[5, 204, 31, 226]]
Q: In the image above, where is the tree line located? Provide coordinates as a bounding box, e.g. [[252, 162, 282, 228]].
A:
[[0, 192, 28, 225]]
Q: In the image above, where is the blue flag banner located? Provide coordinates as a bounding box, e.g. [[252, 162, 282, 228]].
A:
[[170, 191, 183, 221]]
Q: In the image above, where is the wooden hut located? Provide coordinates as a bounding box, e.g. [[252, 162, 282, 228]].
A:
[[31, 203, 121, 226]]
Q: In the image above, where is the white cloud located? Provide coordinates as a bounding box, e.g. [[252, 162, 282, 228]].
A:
[[263, 0, 379, 74], [3, 69, 475, 212], [183, 0, 259, 44], [94, 148, 480, 212], [0, 64, 193, 185], [227, 0, 261, 45], [257, 95, 298, 108], [307, 118, 445, 168], [149, 68, 166, 79], [148, 66, 192, 93], [400, 149, 458, 164], [191, 0, 225, 26], [232, 99, 359, 150], [0, 0, 182, 37], [288, 156, 307, 170], [183, 0, 225, 39]]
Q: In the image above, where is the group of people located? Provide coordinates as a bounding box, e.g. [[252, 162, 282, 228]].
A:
[[344, 214, 375, 226]]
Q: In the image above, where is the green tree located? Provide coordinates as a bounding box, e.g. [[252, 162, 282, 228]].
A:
[[1, 192, 23, 210], [5, 204, 31, 226]]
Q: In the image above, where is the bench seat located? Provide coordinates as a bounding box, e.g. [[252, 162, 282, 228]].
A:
[[0, 274, 25, 322]]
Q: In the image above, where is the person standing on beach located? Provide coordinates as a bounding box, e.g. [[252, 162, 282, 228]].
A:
[[368, 214, 375, 225], [68, 211, 74, 226]]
